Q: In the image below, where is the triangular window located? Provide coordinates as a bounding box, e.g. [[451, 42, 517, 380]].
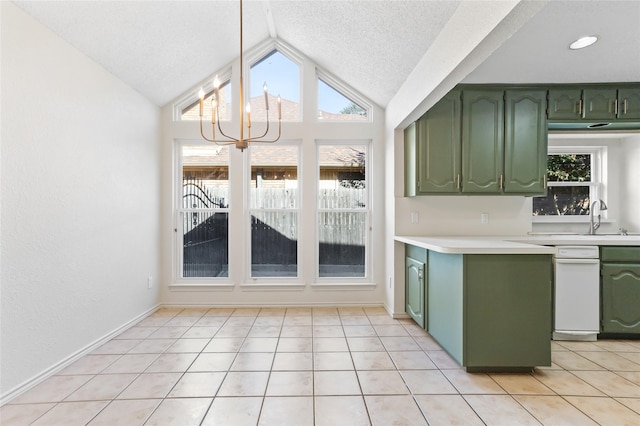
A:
[[250, 50, 300, 121], [317, 78, 368, 122], [181, 79, 232, 121]]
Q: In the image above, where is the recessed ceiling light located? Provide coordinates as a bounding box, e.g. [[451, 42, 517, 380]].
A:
[[569, 36, 598, 50]]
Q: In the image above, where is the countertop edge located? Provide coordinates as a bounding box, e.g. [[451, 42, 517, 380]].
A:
[[395, 236, 557, 255]]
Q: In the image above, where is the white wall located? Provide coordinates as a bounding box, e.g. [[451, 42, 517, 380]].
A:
[[620, 134, 640, 233], [159, 48, 387, 308], [1, 3, 161, 400]]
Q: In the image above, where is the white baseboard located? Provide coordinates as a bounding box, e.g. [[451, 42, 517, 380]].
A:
[[158, 302, 386, 309], [1, 304, 160, 406]]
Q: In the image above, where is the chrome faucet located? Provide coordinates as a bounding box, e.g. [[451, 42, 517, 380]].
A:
[[589, 199, 608, 234]]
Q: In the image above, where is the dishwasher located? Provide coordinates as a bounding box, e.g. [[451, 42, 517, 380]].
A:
[[553, 246, 600, 341]]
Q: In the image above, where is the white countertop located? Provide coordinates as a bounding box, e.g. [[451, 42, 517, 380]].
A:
[[506, 234, 640, 246], [395, 234, 640, 255], [394, 236, 557, 255]]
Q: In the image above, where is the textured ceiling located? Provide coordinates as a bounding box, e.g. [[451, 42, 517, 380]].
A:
[[13, 0, 459, 108], [463, 0, 640, 84], [12, 1, 640, 109]]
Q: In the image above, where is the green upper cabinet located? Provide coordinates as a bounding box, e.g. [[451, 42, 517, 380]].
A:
[[404, 86, 547, 196], [461, 90, 504, 193], [583, 88, 617, 120], [416, 90, 462, 193], [547, 89, 582, 120], [618, 87, 640, 119], [504, 90, 548, 194], [547, 84, 640, 123], [404, 121, 417, 197]]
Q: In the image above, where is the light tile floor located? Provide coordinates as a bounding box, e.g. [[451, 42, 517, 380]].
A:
[[2, 306, 640, 425]]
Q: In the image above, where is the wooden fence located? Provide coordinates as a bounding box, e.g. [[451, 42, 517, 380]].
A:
[[182, 180, 366, 277]]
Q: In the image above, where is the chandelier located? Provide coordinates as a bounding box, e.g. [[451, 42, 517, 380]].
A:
[[198, 0, 281, 151]]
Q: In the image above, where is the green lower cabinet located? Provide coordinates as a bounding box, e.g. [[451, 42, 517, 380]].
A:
[[601, 263, 640, 333], [405, 245, 426, 328], [427, 251, 552, 370]]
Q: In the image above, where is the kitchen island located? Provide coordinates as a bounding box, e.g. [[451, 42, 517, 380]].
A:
[[396, 236, 556, 372]]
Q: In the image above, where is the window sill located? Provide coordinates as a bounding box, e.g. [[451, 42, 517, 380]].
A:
[[169, 283, 234, 291], [310, 282, 377, 290], [239, 283, 306, 291], [532, 216, 613, 224]]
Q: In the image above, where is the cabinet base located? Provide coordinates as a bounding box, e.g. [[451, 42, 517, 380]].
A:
[[466, 366, 534, 373], [552, 331, 598, 341]]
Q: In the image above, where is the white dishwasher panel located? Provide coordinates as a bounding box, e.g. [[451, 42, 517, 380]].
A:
[[554, 258, 600, 340]]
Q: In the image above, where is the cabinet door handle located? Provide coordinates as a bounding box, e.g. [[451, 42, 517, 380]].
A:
[[578, 99, 583, 117], [456, 174, 461, 189], [499, 174, 504, 189], [418, 269, 423, 280], [543, 175, 547, 189], [623, 99, 628, 115], [614, 99, 619, 115]]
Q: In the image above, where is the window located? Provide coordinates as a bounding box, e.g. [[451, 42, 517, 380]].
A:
[[317, 78, 368, 121], [179, 144, 230, 278], [181, 80, 232, 121], [173, 41, 378, 287], [250, 50, 300, 121], [317, 143, 369, 278], [249, 145, 299, 278], [533, 147, 604, 219]]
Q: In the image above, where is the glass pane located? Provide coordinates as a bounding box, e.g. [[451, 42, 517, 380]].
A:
[[182, 81, 231, 121], [183, 211, 228, 277], [318, 212, 366, 278], [250, 145, 298, 209], [318, 79, 367, 121], [181, 145, 229, 278], [182, 145, 230, 208], [251, 211, 298, 277], [547, 154, 591, 182], [318, 145, 366, 208], [250, 50, 300, 121], [533, 186, 590, 216]]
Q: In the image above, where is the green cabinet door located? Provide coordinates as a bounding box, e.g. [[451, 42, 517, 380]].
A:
[[618, 87, 640, 119], [504, 90, 548, 194], [417, 91, 462, 193], [548, 89, 582, 120], [404, 121, 417, 197], [462, 90, 503, 193], [601, 263, 640, 333], [583, 88, 617, 120], [406, 251, 426, 328], [464, 254, 552, 369]]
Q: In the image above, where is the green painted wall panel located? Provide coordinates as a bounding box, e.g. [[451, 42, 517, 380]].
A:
[[427, 251, 464, 364]]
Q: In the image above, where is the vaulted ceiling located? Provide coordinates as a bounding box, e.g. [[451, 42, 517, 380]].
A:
[[13, 1, 640, 109]]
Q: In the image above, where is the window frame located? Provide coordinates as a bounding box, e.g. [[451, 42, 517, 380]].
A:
[[533, 145, 606, 223], [315, 140, 372, 283]]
